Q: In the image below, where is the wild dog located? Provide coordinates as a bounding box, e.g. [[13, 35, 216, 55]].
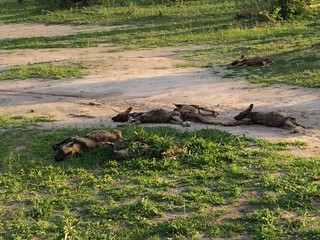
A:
[[173, 103, 219, 124], [112, 104, 220, 126], [52, 130, 122, 162], [112, 107, 186, 126], [234, 12, 252, 19], [111, 107, 143, 123], [231, 55, 273, 67], [224, 104, 305, 132]]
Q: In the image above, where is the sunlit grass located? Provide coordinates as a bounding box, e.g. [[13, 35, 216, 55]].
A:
[[0, 62, 87, 80], [0, 115, 55, 127], [0, 0, 318, 87], [0, 126, 319, 239]]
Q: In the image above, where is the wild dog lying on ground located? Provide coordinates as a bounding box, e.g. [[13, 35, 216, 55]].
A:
[[111, 107, 144, 123], [173, 103, 219, 124], [112, 107, 186, 126], [112, 104, 220, 126], [234, 12, 252, 19], [231, 55, 273, 67], [52, 130, 123, 162], [224, 104, 305, 132]]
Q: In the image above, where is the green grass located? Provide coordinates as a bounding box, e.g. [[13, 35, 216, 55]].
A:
[[0, 126, 319, 239], [0, 115, 55, 128], [0, 0, 319, 87], [0, 62, 87, 80]]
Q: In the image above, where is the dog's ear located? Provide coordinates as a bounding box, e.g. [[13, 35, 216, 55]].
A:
[[173, 103, 183, 108], [125, 107, 133, 114], [234, 104, 254, 120], [52, 144, 61, 151]]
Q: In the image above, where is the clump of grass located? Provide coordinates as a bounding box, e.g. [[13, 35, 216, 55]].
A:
[[0, 63, 87, 80], [0, 115, 55, 128]]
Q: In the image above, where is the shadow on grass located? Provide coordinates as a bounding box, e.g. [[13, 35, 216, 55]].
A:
[[0, 9, 233, 48]]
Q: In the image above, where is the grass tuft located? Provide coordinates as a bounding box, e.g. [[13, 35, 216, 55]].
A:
[[0, 63, 87, 80], [0, 115, 55, 128]]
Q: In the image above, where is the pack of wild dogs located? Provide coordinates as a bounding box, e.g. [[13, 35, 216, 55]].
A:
[[53, 102, 306, 162], [52, 54, 305, 161]]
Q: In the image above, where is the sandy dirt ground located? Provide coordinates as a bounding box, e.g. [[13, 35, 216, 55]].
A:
[[0, 24, 319, 157]]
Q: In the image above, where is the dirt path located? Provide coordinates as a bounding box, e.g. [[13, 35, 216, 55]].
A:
[[1, 24, 320, 157]]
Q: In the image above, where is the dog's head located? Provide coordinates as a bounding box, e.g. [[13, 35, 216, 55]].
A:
[[264, 58, 273, 65], [234, 12, 252, 19], [110, 130, 123, 140], [53, 143, 81, 162], [112, 107, 132, 122], [231, 55, 245, 66], [284, 117, 299, 127]]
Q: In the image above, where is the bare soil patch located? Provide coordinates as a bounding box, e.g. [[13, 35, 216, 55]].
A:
[[0, 23, 123, 40], [1, 24, 320, 157]]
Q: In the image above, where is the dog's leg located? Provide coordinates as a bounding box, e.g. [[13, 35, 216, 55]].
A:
[[182, 112, 221, 125], [183, 112, 208, 123], [170, 115, 184, 124], [283, 118, 305, 133], [197, 106, 219, 117], [52, 137, 75, 150], [235, 61, 245, 67], [222, 119, 253, 126], [290, 118, 305, 129], [97, 141, 116, 149], [72, 137, 98, 150]]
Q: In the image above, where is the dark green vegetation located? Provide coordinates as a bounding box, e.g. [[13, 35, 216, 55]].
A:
[[0, 0, 319, 87], [0, 63, 87, 80], [235, 0, 313, 20], [0, 126, 319, 239]]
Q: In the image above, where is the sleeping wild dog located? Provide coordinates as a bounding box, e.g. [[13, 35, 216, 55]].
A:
[[173, 103, 218, 123], [112, 104, 219, 126], [226, 104, 305, 132], [112, 107, 186, 126], [52, 130, 122, 162], [231, 55, 273, 67]]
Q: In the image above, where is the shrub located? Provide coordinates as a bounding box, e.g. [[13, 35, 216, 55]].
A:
[[277, 0, 312, 19], [234, 0, 312, 20]]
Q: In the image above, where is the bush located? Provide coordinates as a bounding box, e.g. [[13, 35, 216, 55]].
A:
[[277, 0, 312, 19], [234, 0, 312, 20]]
